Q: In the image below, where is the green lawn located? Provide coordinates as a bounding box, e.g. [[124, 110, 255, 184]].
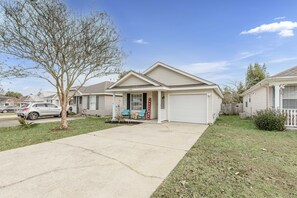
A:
[[0, 117, 120, 152], [152, 116, 297, 197]]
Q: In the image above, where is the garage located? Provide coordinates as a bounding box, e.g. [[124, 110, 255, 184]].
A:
[[168, 93, 207, 124]]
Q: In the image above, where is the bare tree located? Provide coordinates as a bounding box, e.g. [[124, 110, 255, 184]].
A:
[[222, 80, 246, 104], [0, 0, 123, 129], [0, 82, 3, 95]]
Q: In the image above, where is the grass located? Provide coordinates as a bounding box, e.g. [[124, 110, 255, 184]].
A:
[[152, 116, 297, 198], [0, 117, 120, 152]]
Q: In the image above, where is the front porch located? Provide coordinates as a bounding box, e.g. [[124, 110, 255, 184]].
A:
[[111, 90, 166, 123], [123, 118, 159, 124], [269, 83, 297, 127]]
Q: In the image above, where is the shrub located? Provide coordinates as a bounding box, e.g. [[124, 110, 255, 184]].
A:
[[253, 109, 286, 131], [18, 117, 38, 129], [68, 111, 76, 116]]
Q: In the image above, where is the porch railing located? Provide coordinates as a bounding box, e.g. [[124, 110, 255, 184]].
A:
[[281, 109, 297, 127]]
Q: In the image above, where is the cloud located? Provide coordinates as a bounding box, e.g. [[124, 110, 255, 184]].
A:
[[22, 86, 31, 91], [133, 39, 149, 45], [274, 16, 286, 20], [237, 51, 263, 60], [267, 57, 297, 64], [180, 61, 229, 74], [241, 21, 297, 37]]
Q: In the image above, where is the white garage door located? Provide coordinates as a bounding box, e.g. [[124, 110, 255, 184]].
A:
[[169, 94, 207, 124]]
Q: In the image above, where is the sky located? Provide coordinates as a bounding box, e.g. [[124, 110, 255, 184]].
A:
[[2, 0, 297, 95]]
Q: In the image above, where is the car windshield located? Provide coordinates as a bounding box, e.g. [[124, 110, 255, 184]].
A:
[[20, 103, 29, 108]]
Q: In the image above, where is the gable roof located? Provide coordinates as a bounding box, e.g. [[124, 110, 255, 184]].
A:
[[77, 81, 114, 94], [109, 71, 162, 89], [38, 91, 56, 98], [24, 94, 45, 102], [107, 62, 223, 98], [242, 65, 297, 96], [272, 65, 297, 78], [143, 61, 214, 85]]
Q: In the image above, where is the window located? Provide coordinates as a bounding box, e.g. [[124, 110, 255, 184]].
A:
[[161, 92, 165, 109], [131, 94, 143, 110], [47, 104, 58, 108], [21, 103, 29, 108], [248, 95, 251, 103], [89, 96, 96, 110], [282, 86, 297, 109], [245, 101, 248, 108], [87, 96, 90, 109], [96, 96, 99, 110], [33, 103, 46, 107]]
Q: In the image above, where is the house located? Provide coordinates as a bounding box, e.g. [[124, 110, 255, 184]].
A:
[[0, 95, 13, 106], [23, 91, 59, 106], [0, 95, 25, 107], [107, 62, 223, 124], [69, 81, 122, 116], [241, 65, 297, 127]]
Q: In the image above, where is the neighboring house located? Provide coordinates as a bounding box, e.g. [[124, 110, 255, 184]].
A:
[[242, 65, 297, 127], [108, 62, 223, 124], [0, 95, 25, 107], [39, 91, 60, 105], [69, 81, 122, 116], [23, 91, 59, 106], [0, 95, 13, 106]]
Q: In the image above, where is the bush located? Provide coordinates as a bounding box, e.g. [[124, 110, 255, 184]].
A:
[[18, 117, 38, 129], [68, 111, 76, 116], [253, 109, 286, 131]]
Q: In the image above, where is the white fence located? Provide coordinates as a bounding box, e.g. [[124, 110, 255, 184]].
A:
[[282, 109, 297, 127]]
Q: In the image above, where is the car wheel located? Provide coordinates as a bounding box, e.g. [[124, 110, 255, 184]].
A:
[[3, 110, 7, 113], [29, 112, 39, 120]]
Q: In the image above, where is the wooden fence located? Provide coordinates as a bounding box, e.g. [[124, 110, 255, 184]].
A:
[[221, 103, 243, 115]]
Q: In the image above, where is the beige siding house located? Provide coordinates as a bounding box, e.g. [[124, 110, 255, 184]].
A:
[[23, 91, 60, 106], [242, 65, 297, 127], [70, 81, 122, 116], [108, 62, 223, 124]]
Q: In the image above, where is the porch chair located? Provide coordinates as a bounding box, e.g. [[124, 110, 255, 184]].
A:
[[121, 109, 130, 117], [137, 109, 146, 120]]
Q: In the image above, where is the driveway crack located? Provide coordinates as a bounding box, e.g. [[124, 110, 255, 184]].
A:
[[86, 133, 188, 152], [50, 141, 163, 180], [0, 164, 105, 189]]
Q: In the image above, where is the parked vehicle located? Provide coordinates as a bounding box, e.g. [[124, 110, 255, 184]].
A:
[[17, 103, 62, 120], [0, 106, 19, 113]]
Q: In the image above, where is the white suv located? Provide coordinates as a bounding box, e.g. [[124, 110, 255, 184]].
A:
[[17, 103, 62, 120]]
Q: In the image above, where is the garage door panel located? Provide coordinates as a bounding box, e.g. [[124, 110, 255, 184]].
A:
[[169, 94, 207, 124]]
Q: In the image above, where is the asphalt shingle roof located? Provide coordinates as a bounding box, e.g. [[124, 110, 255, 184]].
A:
[[272, 65, 297, 77], [77, 81, 114, 94]]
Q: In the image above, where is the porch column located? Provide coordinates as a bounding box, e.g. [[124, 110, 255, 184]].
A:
[[158, 90, 161, 123], [112, 92, 116, 121], [274, 84, 280, 109]]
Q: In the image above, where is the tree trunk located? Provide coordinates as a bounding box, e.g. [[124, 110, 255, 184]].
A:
[[60, 94, 68, 129]]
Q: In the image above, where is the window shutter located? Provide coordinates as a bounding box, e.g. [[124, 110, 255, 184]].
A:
[[87, 96, 90, 109], [96, 96, 99, 110], [143, 93, 147, 110], [127, 94, 130, 110]]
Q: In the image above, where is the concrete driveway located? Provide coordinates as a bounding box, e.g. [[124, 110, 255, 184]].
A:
[[0, 122, 208, 198]]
